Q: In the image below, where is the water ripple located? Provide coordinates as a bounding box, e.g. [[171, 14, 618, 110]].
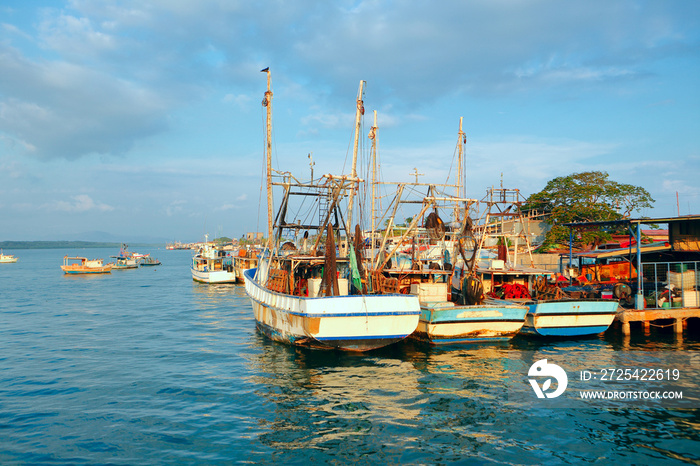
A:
[[0, 248, 698, 464]]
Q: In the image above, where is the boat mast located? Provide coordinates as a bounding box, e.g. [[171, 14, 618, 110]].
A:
[[369, 110, 378, 257], [346, 80, 365, 236], [261, 67, 273, 246], [456, 117, 465, 224]]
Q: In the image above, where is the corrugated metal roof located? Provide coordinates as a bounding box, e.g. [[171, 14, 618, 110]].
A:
[[563, 215, 700, 228], [571, 242, 671, 259]]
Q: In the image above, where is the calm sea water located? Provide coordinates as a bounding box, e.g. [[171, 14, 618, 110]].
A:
[[1, 248, 698, 465]]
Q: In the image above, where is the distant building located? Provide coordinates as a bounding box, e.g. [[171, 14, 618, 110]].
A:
[[245, 232, 264, 241]]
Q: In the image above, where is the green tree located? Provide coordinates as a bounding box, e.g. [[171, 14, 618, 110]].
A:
[[523, 171, 654, 250]]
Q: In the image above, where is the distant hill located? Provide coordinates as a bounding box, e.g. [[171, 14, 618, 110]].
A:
[[66, 231, 172, 244], [0, 241, 162, 250]]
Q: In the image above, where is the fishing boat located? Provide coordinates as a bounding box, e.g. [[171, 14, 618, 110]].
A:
[[140, 256, 161, 266], [368, 118, 528, 345], [191, 236, 236, 284], [244, 70, 420, 351], [111, 256, 139, 269], [61, 256, 113, 274], [474, 187, 618, 337], [111, 244, 140, 269], [524, 300, 618, 336], [232, 247, 258, 283], [0, 250, 18, 263]]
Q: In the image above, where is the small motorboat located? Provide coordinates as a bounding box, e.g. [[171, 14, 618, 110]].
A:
[[0, 250, 18, 263], [140, 256, 161, 266]]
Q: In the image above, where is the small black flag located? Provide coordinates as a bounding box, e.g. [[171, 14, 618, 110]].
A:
[[260, 67, 269, 72]]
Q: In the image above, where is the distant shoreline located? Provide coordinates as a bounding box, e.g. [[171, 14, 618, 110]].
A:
[[0, 241, 164, 250]]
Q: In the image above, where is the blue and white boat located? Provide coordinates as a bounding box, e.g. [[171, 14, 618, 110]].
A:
[[474, 185, 618, 337], [521, 299, 618, 337], [414, 295, 528, 344], [478, 264, 618, 337], [373, 265, 528, 345], [245, 72, 420, 351]]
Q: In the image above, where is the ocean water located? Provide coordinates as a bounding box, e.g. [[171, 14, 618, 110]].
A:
[[1, 248, 698, 465]]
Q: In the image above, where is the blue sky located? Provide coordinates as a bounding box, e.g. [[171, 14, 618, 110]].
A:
[[1, 1, 698, 242]]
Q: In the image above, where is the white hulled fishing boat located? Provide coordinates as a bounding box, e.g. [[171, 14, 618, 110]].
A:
[[244, 70, 420, 351], [191, 236, 236, 284]]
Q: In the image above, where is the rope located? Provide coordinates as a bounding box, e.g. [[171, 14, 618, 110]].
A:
[[647, 317, 688, 328]]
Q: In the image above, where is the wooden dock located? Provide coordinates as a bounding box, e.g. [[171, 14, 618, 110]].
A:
[[616, 307, 700, 335]]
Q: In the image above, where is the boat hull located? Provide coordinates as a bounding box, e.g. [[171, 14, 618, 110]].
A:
[[233, 266, 253, 284], [0, 258, 18, 263], [233, 256, 258, 284], [411, 302, 528, 345], [244, 268, 421, 351], [61, 266, 112, 274], [140, 261, 161, 266], [112, 264, 139, 270], [522, 300, 618, 336], [191, 267, 237, 284]]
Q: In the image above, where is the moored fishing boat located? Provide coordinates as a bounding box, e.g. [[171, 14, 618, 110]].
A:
[[233, 247, 258, 283], [245, 70, 420, 351], [111, 244, 139, 269], [368, 118, 527, 345], [112, 256, 139, 269], [477, 262, 618, 336], [523, 299, 618, 336], [61, 256, 113, 274], [140, 256, 161, 266], [191, 236, 236, 284], [474, 187, 618, 337]]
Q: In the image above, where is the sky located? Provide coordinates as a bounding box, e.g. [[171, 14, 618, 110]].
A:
[[1, 1, 699, 243]]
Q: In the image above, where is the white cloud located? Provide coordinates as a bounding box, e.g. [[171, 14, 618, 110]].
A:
[[165, 200, 186, 217], [215, 204, 237, 211], [0, 1, 697, 239], [44, 194, 113, 212], [223, 93, 252, 108]]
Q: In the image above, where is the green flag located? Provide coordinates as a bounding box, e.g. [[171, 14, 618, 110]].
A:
[[348, 243, 362, 291]]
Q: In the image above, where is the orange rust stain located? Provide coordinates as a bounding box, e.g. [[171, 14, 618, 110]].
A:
[[289, 314, 302, 330], [305, 317, 321, 335]]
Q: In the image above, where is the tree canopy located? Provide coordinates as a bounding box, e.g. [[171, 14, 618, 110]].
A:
[[522, 171, 655, 250]]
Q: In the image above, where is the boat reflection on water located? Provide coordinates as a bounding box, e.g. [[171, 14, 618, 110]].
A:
[[245, 341, 555, 461], [192, 281, 247, 302], [407, 344, 519, 397], [247, 344, 424, 454], [243, 329, 699, 463], [253, 345, 422, 413]]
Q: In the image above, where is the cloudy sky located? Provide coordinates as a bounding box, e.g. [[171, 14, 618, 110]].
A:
[[1, 1, 698, 242]]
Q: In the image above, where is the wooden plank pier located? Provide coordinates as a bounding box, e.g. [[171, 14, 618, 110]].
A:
[[616, 307, 700, 335]]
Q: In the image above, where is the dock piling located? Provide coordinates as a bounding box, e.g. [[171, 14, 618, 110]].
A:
[[616, 309, 698, 336]]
